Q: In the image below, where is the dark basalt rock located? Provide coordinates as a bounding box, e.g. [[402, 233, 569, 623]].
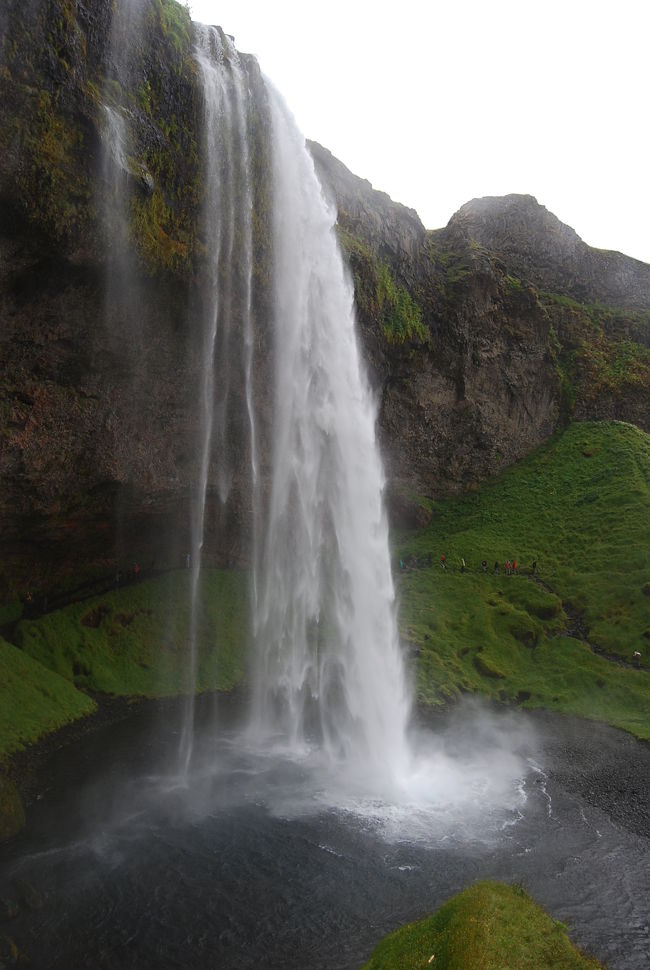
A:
[[310, 149, 650, 500], [446, 193, 650, 311]]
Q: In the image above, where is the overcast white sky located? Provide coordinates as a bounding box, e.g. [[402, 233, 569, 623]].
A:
[[187, 0, 649, 264]]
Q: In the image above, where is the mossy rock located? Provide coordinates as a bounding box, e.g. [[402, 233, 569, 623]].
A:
[[361, 880, 602, 969], [0, 774, 25, 842], [473, 653, 506, 679]]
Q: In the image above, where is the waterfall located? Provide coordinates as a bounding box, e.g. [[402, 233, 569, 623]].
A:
[[99, 0, 148, 265], [191, 32, 411, 784], [180, 25, 256, 772], [96, 0, 151, 567], [249, 85, 411, 780]]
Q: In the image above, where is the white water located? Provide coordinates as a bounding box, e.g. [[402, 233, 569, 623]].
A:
[[180, 26, 255, 772], [249, 83, 411, 785], [189, 41, 532, 820], [189, 35, 412, 782]]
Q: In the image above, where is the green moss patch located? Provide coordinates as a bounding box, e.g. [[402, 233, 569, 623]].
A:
[[15, 569, 248, 699], [361, 880, 601, 969], [396, 421, 650, 739], [337, 228, 429, 344], [0, 637, 95, 758]]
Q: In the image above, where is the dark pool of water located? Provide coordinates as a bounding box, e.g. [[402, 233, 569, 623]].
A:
[[1, 697, 649, 969]]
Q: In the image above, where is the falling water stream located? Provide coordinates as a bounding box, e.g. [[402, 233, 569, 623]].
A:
[[249, 84, 411, 780], [179, 25, 256, 773], [179, 29, 411, 786]]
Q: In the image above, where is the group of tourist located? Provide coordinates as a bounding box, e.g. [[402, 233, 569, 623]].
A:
[[439, 555, 538, 575]]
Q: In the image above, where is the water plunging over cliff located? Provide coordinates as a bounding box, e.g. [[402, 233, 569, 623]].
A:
[[180, 25, 256, 771], [190, 34, 411, 782], [249, 86, 411, 779]]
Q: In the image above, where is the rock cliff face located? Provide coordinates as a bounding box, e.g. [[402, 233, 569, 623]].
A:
[[0, 0, 273, 592], [447, 194, 650, 312], [1, 0, 649, 593], [309, 147, 650, 517]]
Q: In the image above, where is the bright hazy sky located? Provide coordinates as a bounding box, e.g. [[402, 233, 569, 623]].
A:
[[187, 0, 649, 264]]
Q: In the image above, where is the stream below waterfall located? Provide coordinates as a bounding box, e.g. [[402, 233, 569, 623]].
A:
[[1, 696, 648, 969]]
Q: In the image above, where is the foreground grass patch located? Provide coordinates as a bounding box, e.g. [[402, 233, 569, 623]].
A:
[[0, 637, 95, 757], [361, 880, 602, 969], [15, 569, 248, 698], [397, 422, 650, 739]]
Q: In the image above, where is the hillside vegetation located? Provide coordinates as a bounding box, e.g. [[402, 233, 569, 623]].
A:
[[361, 880, 602, 969], [396, 421, 650, 740], [0, 637, 95, 756], [0, 570, 247, 758]]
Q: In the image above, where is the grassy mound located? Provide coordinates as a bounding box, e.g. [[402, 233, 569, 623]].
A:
[[396, 421, 650, 739], [361, 880, 601, 969], [0, 637, 95, 758], [15, 569, 248, 699]]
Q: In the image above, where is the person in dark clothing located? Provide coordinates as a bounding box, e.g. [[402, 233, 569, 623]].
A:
[[494, 561, 499, 575], [481, 560, 487, 572]]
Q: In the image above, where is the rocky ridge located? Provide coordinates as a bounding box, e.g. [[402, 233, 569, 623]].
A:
[[310, 146, 650, 516]]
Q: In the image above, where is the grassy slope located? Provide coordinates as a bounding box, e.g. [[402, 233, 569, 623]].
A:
[[0, 637, 95, 757], [361, 881, 601, 969], [396, 421, 650, 740], [14, 569, 248, 699]]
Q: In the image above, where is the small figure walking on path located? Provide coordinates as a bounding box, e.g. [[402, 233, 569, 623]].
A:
[[481, 559, 487, 573], [186, 552, 191, 569], [494, 561, 499, 575], [633, 650, 641, 668], [505, 560, 511, 575], [532, 560, 537, 576], [441, 555, 446, 571], [512, 559, 517, 575], [461, 557, 466, 574]]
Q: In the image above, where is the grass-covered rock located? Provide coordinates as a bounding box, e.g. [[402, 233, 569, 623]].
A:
[[361, 880, 602, 969], [396, 421, 650, 739]]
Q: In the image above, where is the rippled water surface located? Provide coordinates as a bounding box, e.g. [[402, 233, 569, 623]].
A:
[[2, 698, 648, 969]]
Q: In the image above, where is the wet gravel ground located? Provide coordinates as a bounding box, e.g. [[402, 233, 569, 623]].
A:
[[1, 699, 648, 969], [529, 711, 650, 840]]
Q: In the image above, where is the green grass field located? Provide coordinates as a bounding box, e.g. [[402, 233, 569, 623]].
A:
[[15, 569, 249, 700], [1, 569, 248, 757], [0, 637, 96, 757], [361, 880, 602, 969], [395, 421, 650, 739]]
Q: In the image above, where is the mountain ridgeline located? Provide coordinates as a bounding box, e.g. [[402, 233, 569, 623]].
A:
[[1, 0, 649, 592]]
